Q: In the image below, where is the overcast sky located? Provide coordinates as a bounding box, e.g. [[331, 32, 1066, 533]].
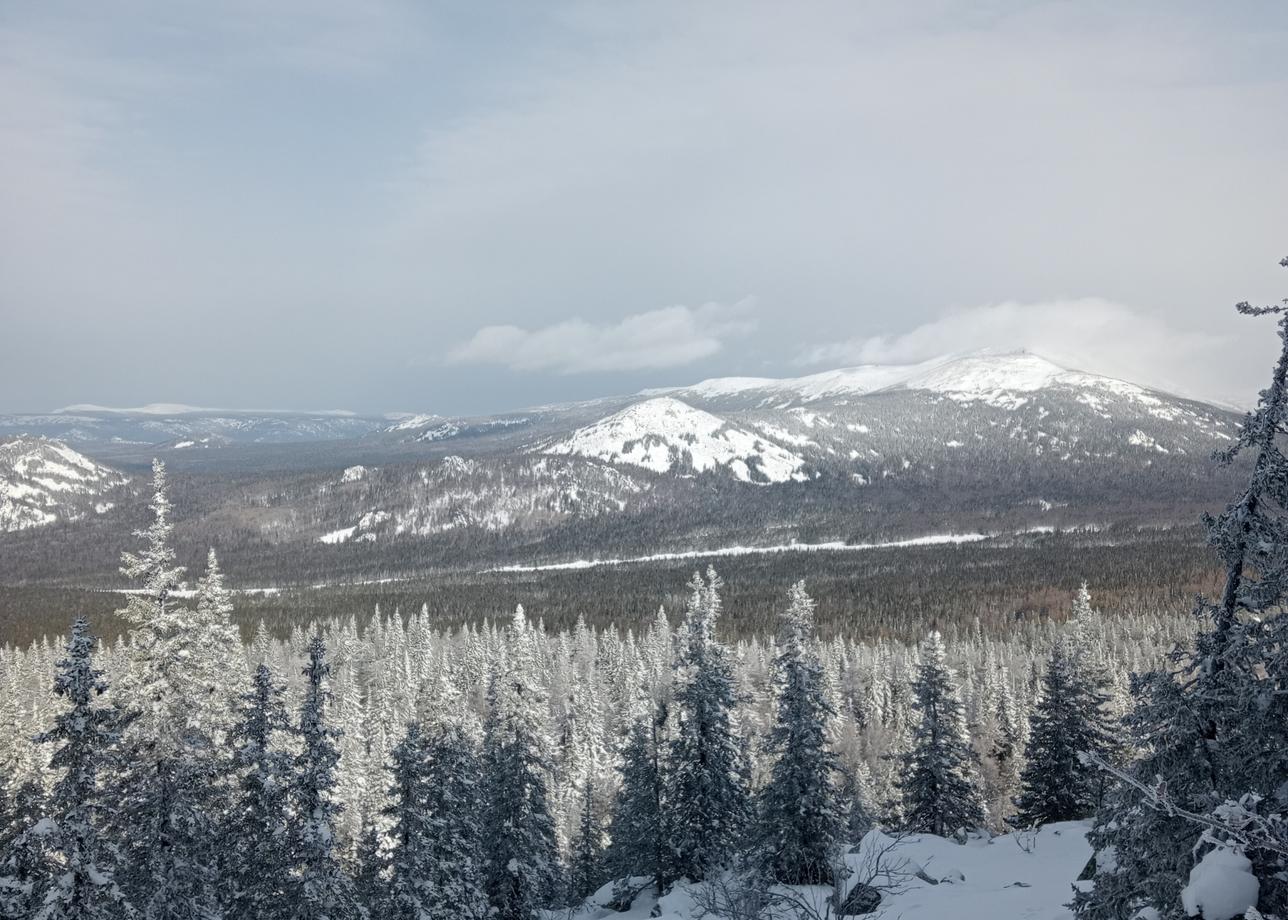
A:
[[2, 1, 1286, 415]]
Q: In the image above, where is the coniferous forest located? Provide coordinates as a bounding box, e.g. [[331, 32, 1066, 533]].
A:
[[3, 270, 1288, 918]]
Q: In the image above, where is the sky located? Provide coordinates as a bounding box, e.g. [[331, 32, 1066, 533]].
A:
[[2, 1, 1286, 415]]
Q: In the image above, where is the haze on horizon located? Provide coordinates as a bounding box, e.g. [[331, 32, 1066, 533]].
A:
[[2, 1, 1286, 416]]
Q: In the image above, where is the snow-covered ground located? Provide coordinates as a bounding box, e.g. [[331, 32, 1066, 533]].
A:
[[567, 822, 1091, 920]]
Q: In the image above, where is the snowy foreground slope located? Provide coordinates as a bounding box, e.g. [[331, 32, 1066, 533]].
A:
[[566, 822, 1091, 920]]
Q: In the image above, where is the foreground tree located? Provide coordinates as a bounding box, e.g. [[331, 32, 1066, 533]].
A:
[[288, 637, 364, 920], [753, 581, 844, 885], [481, 608, 562, 920], [419, 723, 489, 920], [33, 620, 130, 920], [900, 631, 985, 837], [604, 708, 667, 894], [1014, 635, 1118, 826], [224, 665, 294, 920], [383, 723, 433, 920], [666, 570, 752, 883], [1075, 259, 1288, 919]]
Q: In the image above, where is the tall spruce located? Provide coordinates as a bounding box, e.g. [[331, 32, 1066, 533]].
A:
[[0, 782, 47, 919], [383, 723, 433, 920], [665, 568, 751, 882], [480, 607, 562, 920], [753, 581, 844, 885], [604, 708, 667, 892], [289, 636, 364, 920], [569, 778, 604, 903], [225, 665, 294, 920], [1014, 636, 1118, 826], [899, 631, 985, 837], [1075, 261, 1288, 919], [33, 620, 129, 920], [419, 723, 489, 920]]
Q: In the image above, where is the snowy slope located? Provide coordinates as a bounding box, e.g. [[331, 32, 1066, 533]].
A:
[[543, 397, 809, 484], [0, 437, 129, 532], [569, 822, 1092, 920]]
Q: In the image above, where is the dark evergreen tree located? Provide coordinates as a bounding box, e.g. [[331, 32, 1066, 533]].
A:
[[569, 779, 604, 903], [383, 723, 432, 920], [753, 581, 844, 885], [604, 708, 667, 893], [0, 782, 48, 920], [899, 631, 985, 837], [420, 722, 489, 920], [352, 819, 384, 915], [1076, 262, 1288, 918], [225, 664, 294, 920], [34, 619, 131, 920], [288, 636, 364, 920], [666, 569, 751, 882], [481, 608, 562, 920], [1014, 639, 1119, 826]]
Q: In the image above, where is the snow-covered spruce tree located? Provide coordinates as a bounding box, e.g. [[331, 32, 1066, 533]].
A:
[[569, 778, 604, 903], [899, 631, 985, 837], [190, 548, 245, 736], [1076, 268, 1288, 919], [288, 636, 364, 920], [604, 708, 667, 894], [1014, 636, 1119, 827], [382, 722, 433, 920], [753, 581, 844, 885], [29, 620, 130, 920], [224, 664, 294, 920], [419, 722, 489, 920], [665, 569, 752, 884], [111, 460, 226, 919], [480, 607, 562, 920], [0, 780, 47, 919]]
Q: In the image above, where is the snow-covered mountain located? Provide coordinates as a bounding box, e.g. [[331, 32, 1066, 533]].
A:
[[0, 437, 129, 532], [543, 396, 810, 484], [313, 454, 649, 544]]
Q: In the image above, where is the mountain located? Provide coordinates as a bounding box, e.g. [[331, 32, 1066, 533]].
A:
[[0, 437, 130, 532], [0, 405, 388, 447], [542, 396, 810, 484]]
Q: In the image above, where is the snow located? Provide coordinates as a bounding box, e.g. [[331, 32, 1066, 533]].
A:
[[172, 440, 196, 449], [490, 532, 992, 572], [544, 397, 808, 484], [0, 437, 128, 532], [1180, 848, 1259, 920], [319, 526, 357, 544], [384, 413, 440, 431], [340, 465, 367, 482], [569, 822, 1092, 920]]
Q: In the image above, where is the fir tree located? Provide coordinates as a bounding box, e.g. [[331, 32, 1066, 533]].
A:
[[288, 636, 364, 920], [224, 665, 294, 920], [0, 781, 48, 920], [753, 581, 844, 885], [382, 723, 432, 920], [419, 722, 489, 920], [604, 708, 667, 892], [1076, 263, 1288, 918], [1014, 638, 1118, 826], [569, 778, 604, 903], [34, 618, 130, 920], [665, 569, 751, 883], [899, 631, 985, 837], [481, 607, 562, 920]]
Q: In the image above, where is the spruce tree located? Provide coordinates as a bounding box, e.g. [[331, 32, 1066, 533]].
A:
[[604, 709, 667, 892], [225, 665, 294, 920], [35, 619, 130, 920], [665, 569, 751, 882], [753, 581, 844, 885], [1014, 638, 1118, 826], [899, 631, 985, 837], [288, 636, 363, 920], [1075, 262, 1288, 918], [419, 722, 489, 920], [383, 723, 432, 920], [569, 778, 604, 903], [0, 781, 47, 920], [480, 607, 562, 920]]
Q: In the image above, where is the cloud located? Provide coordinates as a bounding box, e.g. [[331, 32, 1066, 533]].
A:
[[800, 298, 1263, 407], [447, 300, 757, 374]]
